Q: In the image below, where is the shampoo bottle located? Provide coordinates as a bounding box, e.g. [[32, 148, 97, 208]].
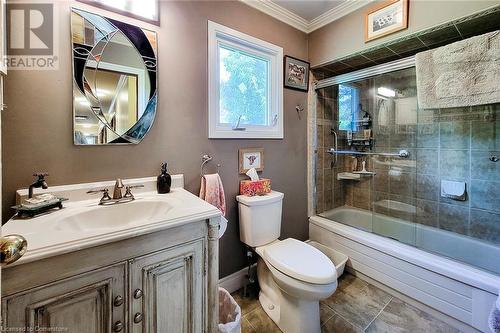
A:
[[157, 162, 171, 194]]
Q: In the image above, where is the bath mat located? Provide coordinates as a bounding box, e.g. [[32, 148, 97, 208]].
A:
[[415, 30, 500, 109]]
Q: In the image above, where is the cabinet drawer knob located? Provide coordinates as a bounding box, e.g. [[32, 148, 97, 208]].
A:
[[113, 295, 124, 306], [134, 288, 143, 299], [113, 321, 123, 332], [134, 312, 143, 323]]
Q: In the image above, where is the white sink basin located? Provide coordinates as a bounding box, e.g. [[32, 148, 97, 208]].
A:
[[54, 199, 174, 232], [3, 184, 222, 266]]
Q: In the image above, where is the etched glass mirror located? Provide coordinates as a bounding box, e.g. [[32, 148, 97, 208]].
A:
[[71, 8, 157, 145]]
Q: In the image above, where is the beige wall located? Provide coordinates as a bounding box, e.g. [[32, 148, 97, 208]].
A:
[[308, 0, 499, 66], [2, 0, 309, 278]]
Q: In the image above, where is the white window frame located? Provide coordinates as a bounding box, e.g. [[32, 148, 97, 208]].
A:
[[208, 21, 283, 139]]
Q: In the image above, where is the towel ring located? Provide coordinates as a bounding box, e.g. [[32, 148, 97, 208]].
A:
[[201, 154, 221, 175]]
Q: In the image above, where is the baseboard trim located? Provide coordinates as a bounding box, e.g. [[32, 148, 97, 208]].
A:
[[219, 265, 255, 294]]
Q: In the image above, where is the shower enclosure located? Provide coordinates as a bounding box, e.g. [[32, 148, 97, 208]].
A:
[[313, 57, 500, 276]]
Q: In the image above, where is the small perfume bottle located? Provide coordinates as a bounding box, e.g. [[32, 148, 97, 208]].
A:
[[157, 162, 171, 194]]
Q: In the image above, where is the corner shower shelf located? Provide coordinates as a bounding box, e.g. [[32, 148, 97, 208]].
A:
[[337, 172, 375, 181], [337, 172, 360, 180], [353, 119, 372, 127], [348, 138, 373, 148]]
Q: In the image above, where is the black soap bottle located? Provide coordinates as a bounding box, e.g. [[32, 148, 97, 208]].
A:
[[157, 162, 171, 194]]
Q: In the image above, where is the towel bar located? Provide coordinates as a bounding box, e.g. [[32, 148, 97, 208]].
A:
[[327, 148, 410, 158], [201, 154, 221, 176]]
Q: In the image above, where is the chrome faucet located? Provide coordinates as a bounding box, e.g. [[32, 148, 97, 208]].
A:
[[29, 173, 48, 198], [87, 180, 144, 205], [113, 178, 124, 199]]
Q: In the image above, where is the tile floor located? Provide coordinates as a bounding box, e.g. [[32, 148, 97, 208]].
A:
[[232, 272, 460, 333]]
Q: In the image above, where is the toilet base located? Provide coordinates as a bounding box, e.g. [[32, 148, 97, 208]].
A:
[[257, 258, 323, 333]]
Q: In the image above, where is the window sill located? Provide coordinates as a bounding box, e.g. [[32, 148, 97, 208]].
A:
[[208, 128, 283, 139]]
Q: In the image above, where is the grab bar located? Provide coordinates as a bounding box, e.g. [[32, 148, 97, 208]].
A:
[[331, 129, 338, 167], [327, 148, 410, 158]]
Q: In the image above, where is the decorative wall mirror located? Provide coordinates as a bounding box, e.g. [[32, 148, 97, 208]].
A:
[[71, 8, 157, 145]]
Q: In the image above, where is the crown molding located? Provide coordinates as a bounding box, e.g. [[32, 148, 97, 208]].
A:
[[240, 0, 310, 33], [309, 0, 374, 32], [240, 0, 374, 33]]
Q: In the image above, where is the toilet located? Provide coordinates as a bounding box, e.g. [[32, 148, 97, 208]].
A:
[[237, 191, 337, 333]]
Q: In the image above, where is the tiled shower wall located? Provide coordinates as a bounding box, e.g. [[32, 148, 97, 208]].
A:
[[314, 68, 500, 247], [315, 87, 340, 214], [414, 104, 500, 244]]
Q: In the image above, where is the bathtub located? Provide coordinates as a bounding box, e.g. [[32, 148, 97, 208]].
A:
[[310, 207, 500, 333]]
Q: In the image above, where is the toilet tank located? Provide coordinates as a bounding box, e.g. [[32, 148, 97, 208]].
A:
[[236, 191, 284, 247]]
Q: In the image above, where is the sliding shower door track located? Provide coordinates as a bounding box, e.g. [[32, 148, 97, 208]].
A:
[[315, 56, 416, 89]]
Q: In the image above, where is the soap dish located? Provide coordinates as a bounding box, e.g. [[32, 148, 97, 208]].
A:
[[12, 197, 68, 218]]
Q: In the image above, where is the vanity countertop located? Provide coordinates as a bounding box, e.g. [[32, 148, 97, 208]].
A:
[[4, 176, 221, 267]]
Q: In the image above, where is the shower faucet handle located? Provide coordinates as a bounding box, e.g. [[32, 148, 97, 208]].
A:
[[398, 150, 410, 158]]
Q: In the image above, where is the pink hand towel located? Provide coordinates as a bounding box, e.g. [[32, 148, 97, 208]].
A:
[[200, 174, 226, 216]]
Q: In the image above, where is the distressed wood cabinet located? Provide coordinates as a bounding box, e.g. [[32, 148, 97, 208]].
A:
[[2, 219, 219, 333], [130, 240, 204, 333], [3, 263, 126, 332]]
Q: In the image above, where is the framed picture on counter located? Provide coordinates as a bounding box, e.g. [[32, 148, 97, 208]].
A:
[[239, 148, 264, 174], [365, 0, 408, 42]]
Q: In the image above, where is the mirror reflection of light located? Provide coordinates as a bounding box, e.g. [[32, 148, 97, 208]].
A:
[[82, 124, 93, 128], [377, 87, 396, 98], [75, 96, 91, 106], [95, 88, 109, 97]]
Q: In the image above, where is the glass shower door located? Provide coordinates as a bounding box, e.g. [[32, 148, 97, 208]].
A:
[[315, 61, 500, 275], [370, 67, 418, 246], [316, 67, 419, 247]]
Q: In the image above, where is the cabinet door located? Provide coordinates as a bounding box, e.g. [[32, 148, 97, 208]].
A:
[[2, 263, 127, 333], [130, 240, 205, 333]]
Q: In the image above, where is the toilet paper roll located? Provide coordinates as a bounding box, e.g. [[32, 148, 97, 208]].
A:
[[218, 216, 228, 239]]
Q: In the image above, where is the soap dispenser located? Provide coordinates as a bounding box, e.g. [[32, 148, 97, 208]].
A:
[[157, 162, 171, 194]]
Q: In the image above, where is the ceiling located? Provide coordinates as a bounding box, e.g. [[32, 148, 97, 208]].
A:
[[241, 0, 372, 33], [273, 0, 346, 21]]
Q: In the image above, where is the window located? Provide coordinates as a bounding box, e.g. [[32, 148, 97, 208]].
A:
[[208, 21, 283, 139], [338, 84, 360, 131], [77, 0, 159, 24]]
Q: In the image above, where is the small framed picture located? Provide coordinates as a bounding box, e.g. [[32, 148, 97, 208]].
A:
[[284, 56, 310, 92], [239, 148, 264, 174], [365, 0, 408, 42]]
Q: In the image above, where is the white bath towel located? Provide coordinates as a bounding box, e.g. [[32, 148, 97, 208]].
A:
[[415, 30, 500, 109], [489, 293, 500, 333]]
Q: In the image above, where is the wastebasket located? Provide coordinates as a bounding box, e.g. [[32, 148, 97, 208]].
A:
[[218, 287, 241, 333]]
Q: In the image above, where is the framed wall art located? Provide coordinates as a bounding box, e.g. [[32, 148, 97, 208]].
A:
[[284, 56, 310, 92], [239, 148, 264, 174], [365, 0, 408, 42]]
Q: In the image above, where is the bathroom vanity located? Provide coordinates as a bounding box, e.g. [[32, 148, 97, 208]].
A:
[[1, 175, 221, 333]]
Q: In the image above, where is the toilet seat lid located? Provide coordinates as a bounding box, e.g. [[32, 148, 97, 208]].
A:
[[263, 238, 336, 284]]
